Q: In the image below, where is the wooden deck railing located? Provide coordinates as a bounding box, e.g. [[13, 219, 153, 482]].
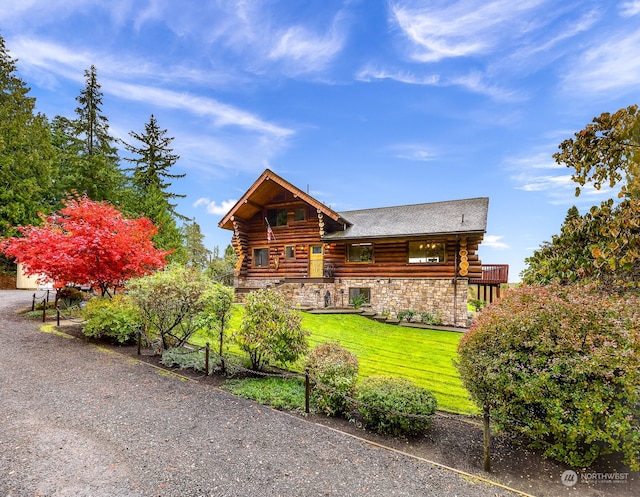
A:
[[469, 264, 509, 285]]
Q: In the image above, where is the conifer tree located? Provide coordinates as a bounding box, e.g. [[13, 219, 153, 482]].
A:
[[124, 114, 186, 257], [183, 220, 211, 268], [0, 33, 55, 239], [68, 65, 125, 203]]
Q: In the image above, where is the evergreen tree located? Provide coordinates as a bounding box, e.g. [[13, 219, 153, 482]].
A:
[[0, 33, 55, 239], [183, 220, 211, 268], [124, 114, 186, 256], [70, 65, 125, 203]]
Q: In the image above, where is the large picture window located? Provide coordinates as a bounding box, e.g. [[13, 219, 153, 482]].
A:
[[408, 241, 445, 263], [253, 247, 269, 267], [347, 243, 373, 262]]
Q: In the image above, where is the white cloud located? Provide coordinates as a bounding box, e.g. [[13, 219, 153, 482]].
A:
[[389, 0, 547, 63], [483, 235, 509, 249], [562, 29, 640, 94], [620, 1, 640, 17], [193, 198, 237, 216], [388, 144, 437, 161]]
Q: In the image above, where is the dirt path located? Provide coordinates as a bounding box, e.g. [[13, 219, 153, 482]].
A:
[[0, 290, 636, 496]]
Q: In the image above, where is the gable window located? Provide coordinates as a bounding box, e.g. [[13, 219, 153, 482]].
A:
[[266, 209, 288, 227], [347, 243, 373, 262], [253, 247, 269, 267], [294, 208, 306, 222], [285, 245, 295, 260], [408, 241, 446, 263]]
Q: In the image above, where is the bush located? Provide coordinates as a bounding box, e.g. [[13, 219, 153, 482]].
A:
[[420, 311, 442, 326], [457, 283, 640, 470], [356, 376, 437, 436], [57, 287, 85, 307], [234, 288, 309, 371], [83, 295, 141, 344], [160, 347, 219, 373], [127, 265, 214, 349], [305, 342, 359, 416]]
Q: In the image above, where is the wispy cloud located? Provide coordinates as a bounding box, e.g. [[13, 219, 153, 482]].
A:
[[388, 143, 437, 162], [620, 1, 640, 17], [389, 0, 547, 63], [562, 29, 640, 95], [193, 198, 237, 216], [483, 235, 510, 249]]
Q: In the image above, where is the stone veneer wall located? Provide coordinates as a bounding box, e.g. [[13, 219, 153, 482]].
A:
[[235, 276, 470, 327]]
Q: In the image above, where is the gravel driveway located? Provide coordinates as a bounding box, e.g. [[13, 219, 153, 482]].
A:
[[0, 290, 522, 497]]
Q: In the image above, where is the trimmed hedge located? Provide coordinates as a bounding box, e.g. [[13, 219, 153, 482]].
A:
[[356, 376, 437, 436]]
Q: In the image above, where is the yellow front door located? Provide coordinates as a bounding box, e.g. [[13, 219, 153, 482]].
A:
[[309, 245, 324, 278]]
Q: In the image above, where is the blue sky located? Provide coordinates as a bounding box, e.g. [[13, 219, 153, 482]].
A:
[[3, 1, 640, 281]]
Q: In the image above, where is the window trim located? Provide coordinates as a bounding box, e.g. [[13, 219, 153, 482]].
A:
[[252, 247, 269, 268], [346, 242, 374, 263], [284, 245, 296, 260], [407, 241, 446, 264]]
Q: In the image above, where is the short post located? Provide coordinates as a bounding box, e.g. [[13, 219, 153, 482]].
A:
[[137, 330, 142, 355], [56, 306, 60, 326], [483, 405, 491, 472], [305, 369, 310, 414], [205, 342, 210, 376], [42, 300, 46, 322], [32, 293, 36, 312], [46, 289, 50, 305]]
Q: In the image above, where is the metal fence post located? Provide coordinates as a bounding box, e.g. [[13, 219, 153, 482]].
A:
[[205, 342, 210, 376], [42, 299, 46, 322], [137, 330, 142, 355], [305, 369, 310, 414], [32, 293, 36, 312], [56, 306, 60, 326]]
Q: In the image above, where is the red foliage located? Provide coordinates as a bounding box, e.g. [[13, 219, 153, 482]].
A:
[[1, 196, 169, 295]]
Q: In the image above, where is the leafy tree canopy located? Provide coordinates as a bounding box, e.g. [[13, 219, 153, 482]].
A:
[[523, 105, 640, 289], [1, 196, 169, 295]]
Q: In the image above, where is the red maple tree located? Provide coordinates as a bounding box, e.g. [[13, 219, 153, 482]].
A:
[[1, 196, 170, 296]]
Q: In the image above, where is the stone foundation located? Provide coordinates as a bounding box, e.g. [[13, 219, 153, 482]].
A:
[[235, 276, 469, 327]]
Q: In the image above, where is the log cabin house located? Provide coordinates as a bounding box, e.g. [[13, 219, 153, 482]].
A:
[[219, 169, 491, 327]]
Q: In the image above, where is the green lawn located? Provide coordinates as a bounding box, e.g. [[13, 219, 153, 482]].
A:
[[193, 306, 476, 415], [301, 313, 475, 415]]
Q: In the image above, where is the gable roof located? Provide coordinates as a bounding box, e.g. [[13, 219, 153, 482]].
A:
[[218, 169, 348, 230], [322, 198, 489, 241]]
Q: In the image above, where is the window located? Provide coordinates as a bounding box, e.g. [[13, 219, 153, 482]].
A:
[[294, 208, 306, 221], [349, 287, 370, 305], [285, 245, 295, 259], [253, 248, 269, 267], [347, 243, 373, 262], [266, 209, 288, 227], [408, 241, 445, 263]]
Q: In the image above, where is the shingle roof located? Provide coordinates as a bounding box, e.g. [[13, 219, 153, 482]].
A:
[[322, 197, 489, 241]]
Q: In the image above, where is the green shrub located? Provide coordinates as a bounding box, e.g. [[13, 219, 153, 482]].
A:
[[305, 342, 359, 416], [356, 376, 437, 436], [234, 288, 309, 371], [127, 265, 215, 349], [83, 295, 141, 344], [457, 283, 640, 470], [349, 292, 368, 309], [397, 310, 416, 322], [57, 287, 85, 307], [160, 347, 219, 373], [420, 311, 442, 326]]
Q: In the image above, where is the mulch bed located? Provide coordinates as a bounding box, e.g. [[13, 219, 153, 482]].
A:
[[51, 319, 639, 497]]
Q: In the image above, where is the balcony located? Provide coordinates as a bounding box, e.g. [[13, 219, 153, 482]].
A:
[[469, 264, 509, 285]]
